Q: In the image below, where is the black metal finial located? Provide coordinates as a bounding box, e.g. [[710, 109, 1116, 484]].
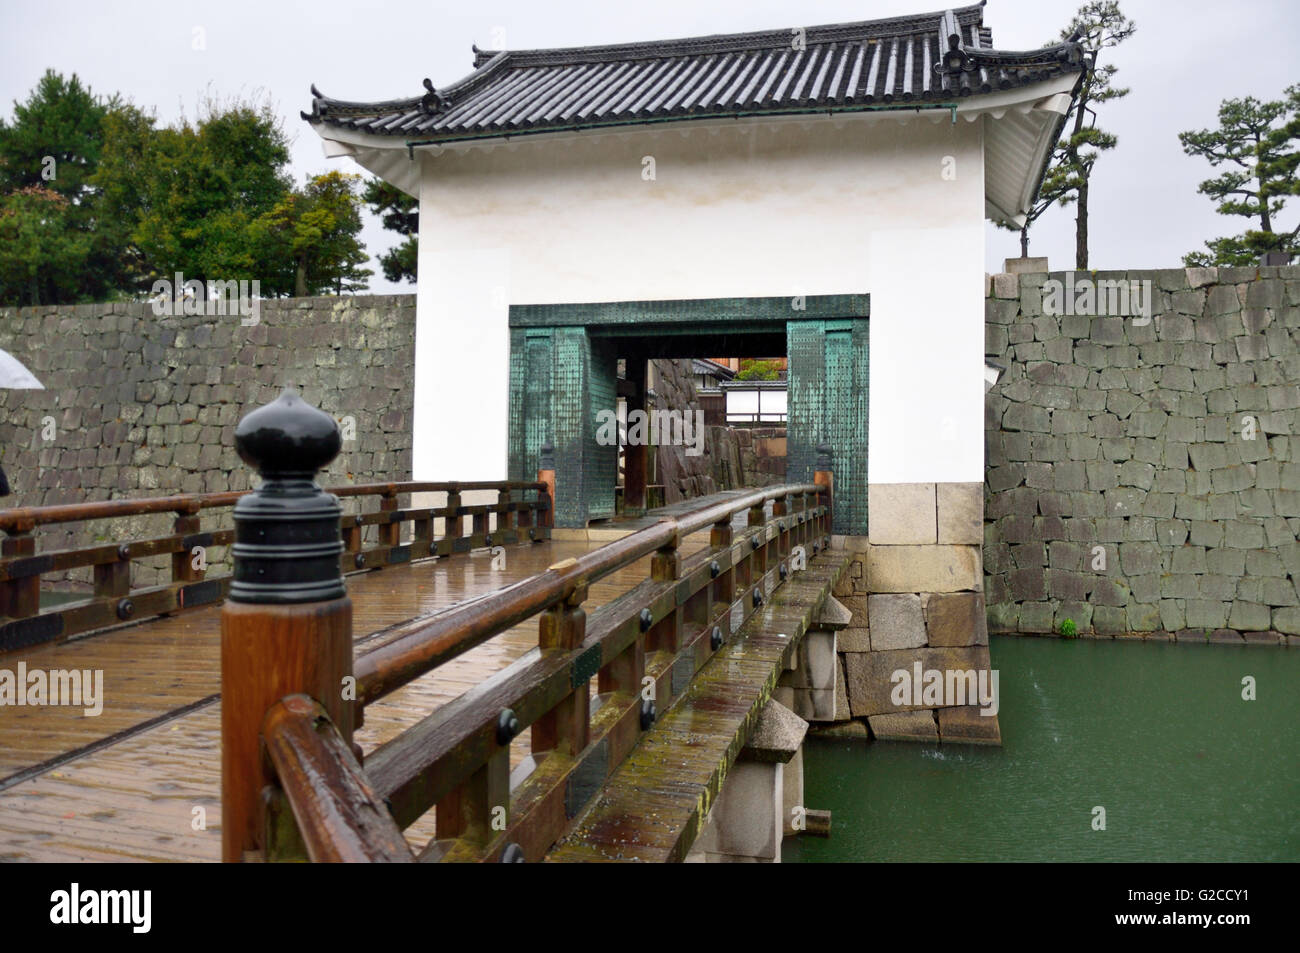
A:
[[500, 843, 525, 863], [710, 626, 723, 651], [816, 443, 833, 471], [640, 698, 656, 730], [538, 440, 556, 472], [229, 389, 345, 604]]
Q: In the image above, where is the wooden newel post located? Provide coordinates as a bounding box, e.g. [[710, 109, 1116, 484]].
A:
[[537, 441, 556, 529], [221, 389, 352, 863], [814, 443, 833, 536]]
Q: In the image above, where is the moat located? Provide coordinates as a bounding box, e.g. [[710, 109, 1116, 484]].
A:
[[788, 636, 1299, 863]]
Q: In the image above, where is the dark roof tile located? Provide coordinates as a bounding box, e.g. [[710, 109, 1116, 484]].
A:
[[304, 3, 1084, 143]]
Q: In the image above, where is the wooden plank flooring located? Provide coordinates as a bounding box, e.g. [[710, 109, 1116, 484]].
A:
[[0, 510, 737, 862]]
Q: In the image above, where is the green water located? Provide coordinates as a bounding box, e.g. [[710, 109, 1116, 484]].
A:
[[785, 636, 1299, 862]]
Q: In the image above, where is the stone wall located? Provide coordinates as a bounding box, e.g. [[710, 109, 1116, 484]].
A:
[[821, 482, 999, 744], [984, 265, 1300, 643], [648, 359, 786, 500], [0, 295, 416, 589]]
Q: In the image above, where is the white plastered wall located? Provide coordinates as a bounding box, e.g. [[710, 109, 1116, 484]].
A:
[[409, 110, 985, 486]]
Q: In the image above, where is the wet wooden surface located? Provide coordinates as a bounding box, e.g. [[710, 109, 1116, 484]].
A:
[[0, 504, 752, 862], [548, 554, 849, 863]]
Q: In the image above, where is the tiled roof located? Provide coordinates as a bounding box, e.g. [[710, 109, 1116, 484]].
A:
[[304, 3, 1085, 144]]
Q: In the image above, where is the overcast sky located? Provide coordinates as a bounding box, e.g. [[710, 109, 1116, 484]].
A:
[[2, 0, 1297, 291]]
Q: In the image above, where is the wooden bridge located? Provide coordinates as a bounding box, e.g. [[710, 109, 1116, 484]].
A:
[[0, 391, 846, 862]]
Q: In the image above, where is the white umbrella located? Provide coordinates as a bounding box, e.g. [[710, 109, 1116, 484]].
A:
[[0, 349, 43, 389]]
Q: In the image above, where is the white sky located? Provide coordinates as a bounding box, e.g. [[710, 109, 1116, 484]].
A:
[[2, 0, 1297, 292]]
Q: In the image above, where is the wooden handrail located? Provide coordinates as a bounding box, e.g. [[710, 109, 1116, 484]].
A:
[[262, 695, 413, 863], [0, 478, 552, 653], [0, 480, 546, 532], [352, 483, 824, 706]]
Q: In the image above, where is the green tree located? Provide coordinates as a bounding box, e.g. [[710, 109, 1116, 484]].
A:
[[94, 94, 294, 292], [736, 359, 782, 381], [1179, 86, 1300, 266], [0, 186, 91, 306], [997, 140, 1071, 258], [251, 171, 372, 296], [362, 178, 417, 283], [1047, 1, 1135, 269], [0, 70, 126, 304]]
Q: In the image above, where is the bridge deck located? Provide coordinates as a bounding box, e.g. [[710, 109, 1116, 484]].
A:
[[549, 553, 848, 862], [0, 500, 752, 862]]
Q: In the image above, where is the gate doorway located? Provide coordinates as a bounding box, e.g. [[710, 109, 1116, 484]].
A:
[[507, 295, 868, 534]]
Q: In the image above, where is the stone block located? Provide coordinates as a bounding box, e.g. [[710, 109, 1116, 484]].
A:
[[937, 706, 1001, 745], [1092, 605, 1128, 634], [868, 483, 936, 544], [924, 592, 988, 646], [701, 760, 782, 861], [867, 544, 981, 593], [845, 646, 993, 717], [1127, 603, 1161, 632], [936, 482, 983, 544], [1186, 599, 1229, 629], [1272, 607, 1300, 635], [1159, 599, 1185, 631], [1018, 601, 1055, 632], [868, 594, 927, 650], [991, 272, 1019, 299], [1227, 601, 1271, 632], [833, 656, 852, 721], [867, 711, 938, 743]]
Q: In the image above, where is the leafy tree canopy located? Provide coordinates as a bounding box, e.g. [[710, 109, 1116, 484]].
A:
[[362, 178, 417, 284], [1179, 85, 1300, 266]]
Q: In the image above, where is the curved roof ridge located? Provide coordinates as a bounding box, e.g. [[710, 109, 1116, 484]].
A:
[[470, 3, 989, 69]]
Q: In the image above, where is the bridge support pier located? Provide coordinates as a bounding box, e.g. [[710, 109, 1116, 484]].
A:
[[685, 698, 810, 863], [777, 595, 852, 722]]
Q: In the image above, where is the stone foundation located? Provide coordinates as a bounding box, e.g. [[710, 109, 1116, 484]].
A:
[[826, 481, 1001, 744]]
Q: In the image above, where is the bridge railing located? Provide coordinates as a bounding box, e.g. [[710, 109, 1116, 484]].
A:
[[221, 390, 835, 862], [0, 466, 549, 654]]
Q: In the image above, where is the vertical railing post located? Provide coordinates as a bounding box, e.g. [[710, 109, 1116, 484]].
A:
[[710, 517, 735, 612], [773, 493, 789, 561], [498, 486, 514, 536], [648, 528, 683, 654], [747, 498, 767, 580], [221, 389, 351, 863], [171, 504, 204, 585], [378, 488, 400, 556], [814, 443, 834, 538], [537, 441, 555, 529], [533, 584, 589, 757], [444, 484, 463, 549], [0, 522, 39, 619]]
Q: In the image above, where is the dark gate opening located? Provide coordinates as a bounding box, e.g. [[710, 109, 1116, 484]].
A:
[[507, 295, 868, 534]]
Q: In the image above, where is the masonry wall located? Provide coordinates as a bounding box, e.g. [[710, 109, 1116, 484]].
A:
[[983, 264, 1300, 643], [0, 295, 416, 588], [647, 358, 786, 501], [821, 483, 997, 744]]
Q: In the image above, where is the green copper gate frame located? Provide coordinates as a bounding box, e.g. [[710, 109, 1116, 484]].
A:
[[507, 294, 869, 534]]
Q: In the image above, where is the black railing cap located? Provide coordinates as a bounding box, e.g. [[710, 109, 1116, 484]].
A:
[[236, 388, 342, 480]]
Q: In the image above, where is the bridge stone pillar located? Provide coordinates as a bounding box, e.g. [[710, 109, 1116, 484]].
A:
[[686, 699, 808, 863]]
